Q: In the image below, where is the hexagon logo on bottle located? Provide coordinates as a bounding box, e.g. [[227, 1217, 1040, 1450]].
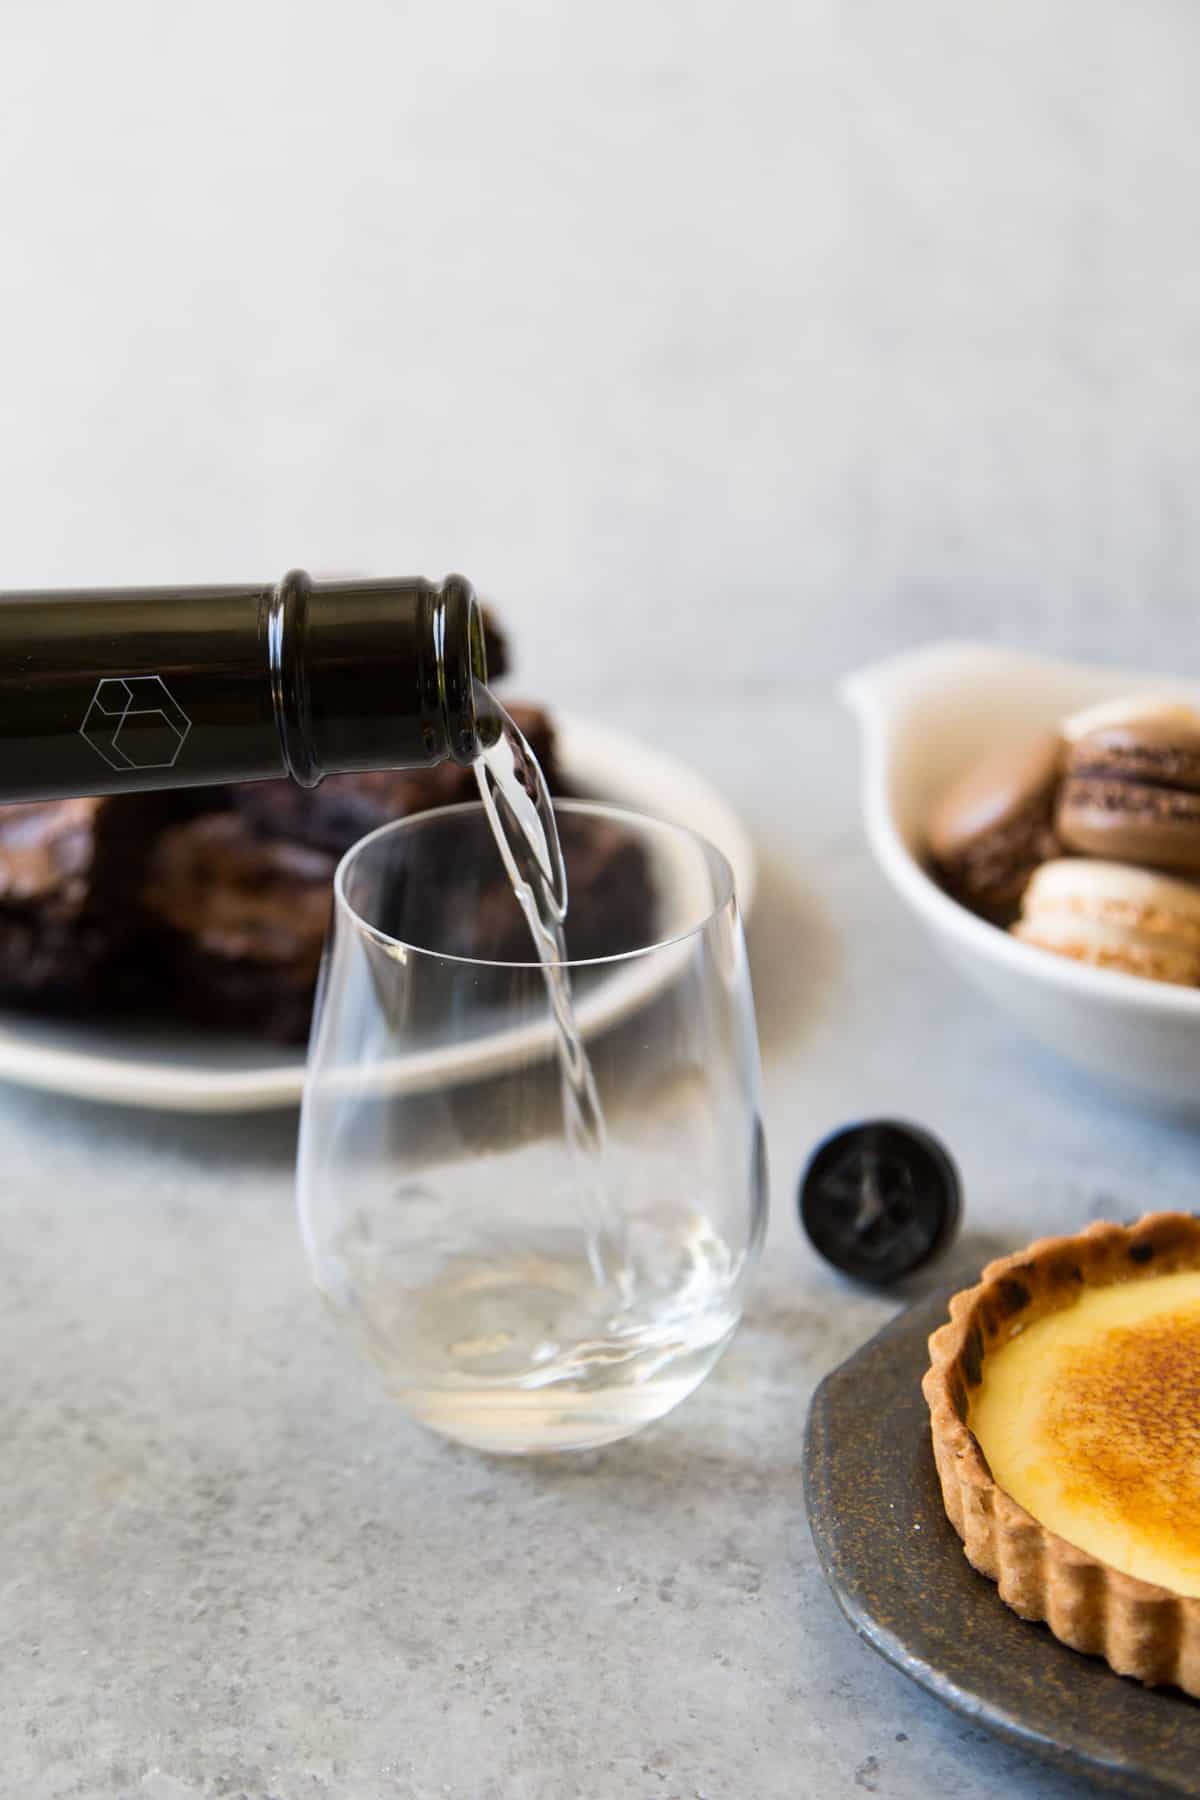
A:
[[80, 675, 193, 772]]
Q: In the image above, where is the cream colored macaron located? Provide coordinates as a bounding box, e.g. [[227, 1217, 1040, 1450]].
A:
[[1013, 858, 1200, 986], [1061, 692, 1200, 744]]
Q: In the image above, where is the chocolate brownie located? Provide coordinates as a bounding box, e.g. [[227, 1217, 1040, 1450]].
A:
[[141, 812, 336, 1042], [0, 795, 193, 1013], [480, 607, 509, 682], [234, 702, 562, 859], [455, 810, 656, 964], [365, 806, 657, 972], [0, 685, 657, 1044]]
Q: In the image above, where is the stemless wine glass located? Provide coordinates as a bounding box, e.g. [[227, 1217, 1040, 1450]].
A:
[[298, 800, 767, 1454]]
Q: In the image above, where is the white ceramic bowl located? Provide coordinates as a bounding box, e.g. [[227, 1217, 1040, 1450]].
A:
[[843, 641, 1200, 1113]]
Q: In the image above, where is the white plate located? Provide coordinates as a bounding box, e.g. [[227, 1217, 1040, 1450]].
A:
[[845, 641, 1200, 1114], [0, 715, 757, 1113]]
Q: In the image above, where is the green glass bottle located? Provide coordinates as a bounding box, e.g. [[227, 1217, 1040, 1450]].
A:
[[0, 570, 488, 803]]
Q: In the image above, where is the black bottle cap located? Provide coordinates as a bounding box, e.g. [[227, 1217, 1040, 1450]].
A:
[[798, 1120, 961, 1285]]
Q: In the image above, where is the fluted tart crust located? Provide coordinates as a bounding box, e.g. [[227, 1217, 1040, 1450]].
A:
[[924, 1212, 1200, 1693]]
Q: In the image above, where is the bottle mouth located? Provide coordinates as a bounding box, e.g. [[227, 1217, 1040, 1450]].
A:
[[439, 574, 486, 765]]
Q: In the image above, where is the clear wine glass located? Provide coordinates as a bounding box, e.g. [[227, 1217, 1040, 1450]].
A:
[[298, 800, 767, 1454]]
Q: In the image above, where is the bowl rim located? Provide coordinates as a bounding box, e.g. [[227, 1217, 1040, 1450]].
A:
[[844, 641, 1200, 1020]]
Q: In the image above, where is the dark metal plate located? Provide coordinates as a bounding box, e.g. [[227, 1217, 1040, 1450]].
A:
[[804, 1287, 1200, 1798]]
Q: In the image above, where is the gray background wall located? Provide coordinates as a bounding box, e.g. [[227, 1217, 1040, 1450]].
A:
[[4, 0, 1197, 706]]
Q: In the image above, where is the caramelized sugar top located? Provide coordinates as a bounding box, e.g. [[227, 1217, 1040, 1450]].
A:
[[1045, 1310, 1200, 1559], [970, 1269, 1200, 1590]]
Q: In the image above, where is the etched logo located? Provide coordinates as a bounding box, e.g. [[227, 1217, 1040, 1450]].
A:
[[80, 675, 192, 772]]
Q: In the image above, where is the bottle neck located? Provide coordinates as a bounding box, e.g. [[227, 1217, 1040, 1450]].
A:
[[269, 571, 486, 785]]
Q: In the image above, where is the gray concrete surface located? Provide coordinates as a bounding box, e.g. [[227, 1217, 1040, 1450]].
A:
[[5, 3, 1200, 1794]]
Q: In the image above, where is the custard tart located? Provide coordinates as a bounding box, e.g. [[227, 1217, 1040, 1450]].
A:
[[924, 1213, 1200, 1693]]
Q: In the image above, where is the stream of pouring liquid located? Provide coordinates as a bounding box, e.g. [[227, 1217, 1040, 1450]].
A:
[[473, 685, 626, 1288]]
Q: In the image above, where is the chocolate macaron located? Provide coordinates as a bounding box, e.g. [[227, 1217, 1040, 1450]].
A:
[[1058, 712, 1200, 873], [927, 731, 1063, 919]]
